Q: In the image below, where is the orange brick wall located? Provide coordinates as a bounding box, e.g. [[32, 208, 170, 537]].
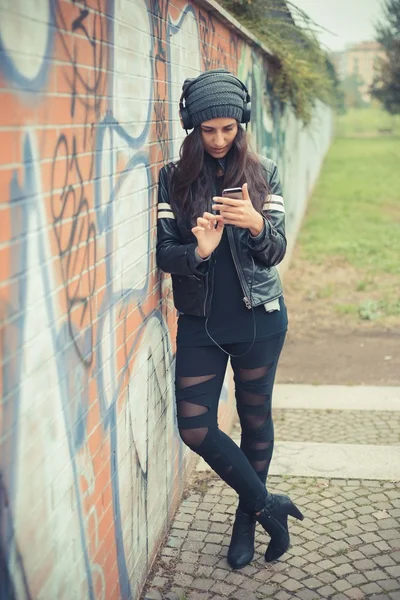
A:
[[0, 2, 332, 599]]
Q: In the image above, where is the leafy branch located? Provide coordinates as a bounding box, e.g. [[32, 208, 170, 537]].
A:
[[220, 0, 339, 124]]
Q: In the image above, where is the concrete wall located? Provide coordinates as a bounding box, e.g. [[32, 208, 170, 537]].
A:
[[0, 1, 332, 599]]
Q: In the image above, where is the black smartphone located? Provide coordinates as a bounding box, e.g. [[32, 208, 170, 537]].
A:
[[222, 187, 243, 199]]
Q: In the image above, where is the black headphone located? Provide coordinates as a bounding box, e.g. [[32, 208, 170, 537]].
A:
[[179, 70, 251, 131]]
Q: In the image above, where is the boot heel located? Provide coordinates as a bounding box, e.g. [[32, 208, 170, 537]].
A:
[[288, 502, 304, 521]]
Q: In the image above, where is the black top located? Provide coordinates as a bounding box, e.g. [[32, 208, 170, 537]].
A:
[[176, 155, 287, 347]]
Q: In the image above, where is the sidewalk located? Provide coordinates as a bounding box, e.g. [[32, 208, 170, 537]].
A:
[[140, 385, 400, 600]]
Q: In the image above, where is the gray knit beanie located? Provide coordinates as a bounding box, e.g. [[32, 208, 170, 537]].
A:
[[181, 69, 247, 128]]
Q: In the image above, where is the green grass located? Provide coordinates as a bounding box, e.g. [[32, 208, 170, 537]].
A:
[[298, 109, 400, 322], [336, 107, 400, 137], [299, 135, 400, 275]]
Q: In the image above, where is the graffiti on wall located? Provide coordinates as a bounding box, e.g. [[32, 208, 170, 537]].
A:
[[0, 1, 239, 599], [0, 1, 332, 599]]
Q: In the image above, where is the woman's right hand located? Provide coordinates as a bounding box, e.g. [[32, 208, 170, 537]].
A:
[[191, 212, 224, 259]]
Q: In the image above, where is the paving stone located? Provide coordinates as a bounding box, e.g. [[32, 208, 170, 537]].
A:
[[173, 520, 191, 531], [295, 590, 320, 600], [256, 583, 278, 596], [187, 592, 211, 600], [316, 558, 335, 570], [379, 518, 400, 529], [198, 502, 214, 511], [144, 590, 162, 600], [199, 554, 219, 567], [150, 576, 167, 588], [317, 585, 336, 597], [192, 521, 210, 532], [281, 578, 303, 592], [386, 565, 400, 578], [345, 589, 366, 600], [203, 533, 223, 545], [164, 593, 180, 600], [364, 568, 389, 581], [269, 572, 288, 585], [353, 558, 376, 570], [287, 567, 308, 581], [176, 562, 196, 574], [224, 572, 245, 586], [380, 529, 399, 540], [174, 572, 194, 587], [331, 555, 349, 566], [274, 592, 294, 600], [240, 577, 260, 591], [187, 530, 208, 542], [211, 568, 227, 581], [346, 573, 368, 586], [317, 571, 336, 584], [302, 563, 324, 576], [181, 551, 199, 564], [379, 579, 400, 592], [332, 564, 354, 577], [209, 512, 228, 523], [192, 578, 215, 591], [210, 582, 236, 596], [360, 582, 384, 594], [209, 523, 230, 534], [231, 591, 258, 600], [302, 577, 321, 590], [332, 579, 352, 592], [202, 543, 220, 555], [203, 495, 220, 503], [182, 540, 205, 552], [197, 565, 213, 577], [288, 556, 308, 568], [167, 536, 185, 548]]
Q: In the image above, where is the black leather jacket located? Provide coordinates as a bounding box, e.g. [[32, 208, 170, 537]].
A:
[[156, 156, 286, 317]]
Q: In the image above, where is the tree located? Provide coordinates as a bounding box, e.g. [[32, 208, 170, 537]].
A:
[[341, 73, 366, 109], [371, 0, 400, 114]]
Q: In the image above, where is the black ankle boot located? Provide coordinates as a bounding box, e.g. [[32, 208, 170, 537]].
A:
[[227, 508, 257, 569], [255, 493, 304, 562]]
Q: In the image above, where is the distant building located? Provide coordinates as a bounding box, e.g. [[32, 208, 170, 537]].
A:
[[332, 41, 385, 102]]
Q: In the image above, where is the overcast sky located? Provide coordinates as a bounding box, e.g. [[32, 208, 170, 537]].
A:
[[291, 0, 384, 52]]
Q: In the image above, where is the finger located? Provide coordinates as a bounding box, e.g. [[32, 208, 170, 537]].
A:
[[191, 226, 205, 235], [203, 211, 223, 221], [212, 204, 244, 215], [242, 183, 250, 201], [218, 211, 241, 221], [212, 196, 244, 207], [197, 217, 213, 229], [216, 219, 224, 232]]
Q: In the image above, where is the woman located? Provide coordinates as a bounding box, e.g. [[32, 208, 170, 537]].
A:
[[156, 69, 303, 569]]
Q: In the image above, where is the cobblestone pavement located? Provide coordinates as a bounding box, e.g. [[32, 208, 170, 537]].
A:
[[250, 411, 400, 446], [141, 474, 400, 600], [141, 388, 400, 600]]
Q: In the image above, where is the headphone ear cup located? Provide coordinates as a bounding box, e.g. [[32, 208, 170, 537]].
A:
[[179, 105, 193, 130], [242, 99, 251, 124]]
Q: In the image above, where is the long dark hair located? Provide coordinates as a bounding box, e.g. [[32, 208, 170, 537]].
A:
[[169, 125, 269, 228]]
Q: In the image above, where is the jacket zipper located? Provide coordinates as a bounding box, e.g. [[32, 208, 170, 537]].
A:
[[227, 227, 252, 309]]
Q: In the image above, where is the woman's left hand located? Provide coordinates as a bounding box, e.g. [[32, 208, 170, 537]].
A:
[[212, 183, 264, 237]]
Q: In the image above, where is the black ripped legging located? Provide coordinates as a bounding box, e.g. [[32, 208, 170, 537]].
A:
[[175, 333, 286, 513]]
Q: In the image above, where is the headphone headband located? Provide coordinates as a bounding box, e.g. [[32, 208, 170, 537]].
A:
[[179, 70, 251, 131]]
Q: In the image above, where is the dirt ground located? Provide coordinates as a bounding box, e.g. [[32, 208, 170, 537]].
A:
[[276, 249, 400, 386]]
